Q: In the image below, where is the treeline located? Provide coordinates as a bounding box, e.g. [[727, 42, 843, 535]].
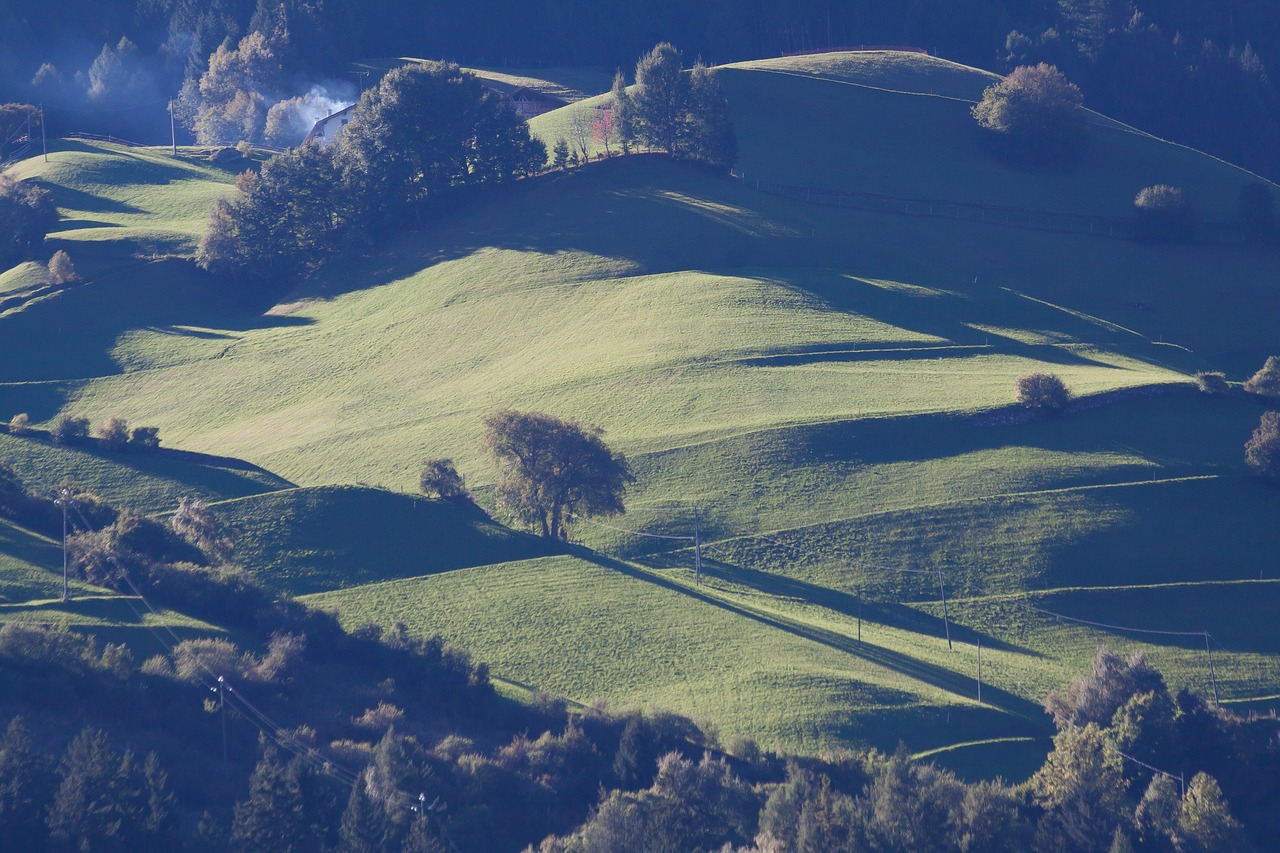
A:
[[4, 0, 1280, 178], [196, 60, 545, 281], [5, 608, 1279, 852]]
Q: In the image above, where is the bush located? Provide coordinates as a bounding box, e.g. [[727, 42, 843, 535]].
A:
[[7, 412, 29, 435], [1245, 411, 1280, 480], [1133, 184, 1197, 243], [50, 414, 90, 445], [1016, 372, 1071, 412], [0, 174, 58, 269], [971, 63, 1086, 167], [128, 425, 161, 452], [1243, 355, 1280, 399], [1194, 372, 1230, 395], [47, 249, 77, 285], [97, 417, 130, 451], [419, 458, 467, 500]]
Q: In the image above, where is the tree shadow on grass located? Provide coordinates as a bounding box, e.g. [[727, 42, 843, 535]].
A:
[[577, 547, 1048, 721]]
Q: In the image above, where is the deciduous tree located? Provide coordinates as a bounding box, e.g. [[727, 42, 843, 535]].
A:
[[1244, 411, 1280, 480], [482, 410, 633, 539], [972, 63, 1086, 166]]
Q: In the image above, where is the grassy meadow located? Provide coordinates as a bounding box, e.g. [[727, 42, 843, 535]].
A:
[[2, 51, 1279, 769]]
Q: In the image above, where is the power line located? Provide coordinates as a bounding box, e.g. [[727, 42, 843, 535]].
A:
[[57, 495, 418, 808]]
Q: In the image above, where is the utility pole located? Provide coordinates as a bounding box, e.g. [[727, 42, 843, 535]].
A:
[[693, 507, 702, 585], [218, 676, 229, 776], [1205, 632, 1219, 704], [169, 100, 177, 156], [976, 637, 982, 703], [40, 104, 47, 163], [937, 569, 952, 650], [59, 488, 69, 602]]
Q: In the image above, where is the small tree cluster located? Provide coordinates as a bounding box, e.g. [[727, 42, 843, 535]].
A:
[[1194, 371, 1230, 394], [613, 43, 736, 167], [1243, 355, 1280, 399], [6, 413, 30, 435], [1017, 372, 1071, 413], [1245, 411, 1280, 481], [1133, 184, 1198, 243], [0, 174, 58, 270], [971, 63, 1087, 167]]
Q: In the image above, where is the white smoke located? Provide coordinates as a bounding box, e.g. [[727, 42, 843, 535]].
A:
[[264, 82, 358, 147]]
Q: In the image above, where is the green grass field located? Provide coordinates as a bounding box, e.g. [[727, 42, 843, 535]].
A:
[[3, 51, 1279, 769], [216, 485, 555, 594]]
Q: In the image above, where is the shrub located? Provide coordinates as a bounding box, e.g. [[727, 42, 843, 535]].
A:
[[47, 249, 77, 285], [1133, 184, 1197, 243], [50, 414, 90, 445], [1243, 355, 1280, 399], [1016, 372, 1071, 412], [7, 412, 29, 435], [971, 63, 1086, 166], [128, 425, 161, 452], [0, 174, 58, 269], [1194, 372, 1230, 395], [97, 416, 130, 450], [419, 458, 468, 500], [1245, 411, 1280, 480]]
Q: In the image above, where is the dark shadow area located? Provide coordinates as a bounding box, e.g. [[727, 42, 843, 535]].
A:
[[35, 181, 147, 215]]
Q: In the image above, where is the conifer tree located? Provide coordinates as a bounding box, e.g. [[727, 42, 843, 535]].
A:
[[0, 717, 51, 851]]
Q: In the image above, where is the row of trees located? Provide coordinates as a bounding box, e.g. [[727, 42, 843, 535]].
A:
[[197, 61, 546, 281]]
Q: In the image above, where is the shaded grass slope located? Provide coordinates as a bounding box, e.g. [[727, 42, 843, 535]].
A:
[[217, 485, 556, 594]]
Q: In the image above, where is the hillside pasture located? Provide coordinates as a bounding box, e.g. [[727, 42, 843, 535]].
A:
[[216, 485, 556, 594]]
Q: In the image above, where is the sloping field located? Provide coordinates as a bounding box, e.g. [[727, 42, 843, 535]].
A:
[[217, 485, 555, 594], [0, 432, 290, 515], [305, 554, 1022, 754], [2, 53, 1279, 762]]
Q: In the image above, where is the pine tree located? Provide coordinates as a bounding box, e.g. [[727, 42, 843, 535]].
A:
[[339, 778, 387, 853], [0, 717, 52, 851], [47, 727, 144, 851], [231, 743, 310, 853]]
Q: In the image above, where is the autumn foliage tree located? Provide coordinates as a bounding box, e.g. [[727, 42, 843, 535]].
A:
[[482, 410, 634, 539], [1245, 411, 1280, 481], [972, 63, 1087, 166]]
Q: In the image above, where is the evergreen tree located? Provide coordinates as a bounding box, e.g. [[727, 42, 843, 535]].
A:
[[46, 727, 150, 852], [339, 778, 387, 853], [231, 742, 312, 853], [0, 717, 51, 851]]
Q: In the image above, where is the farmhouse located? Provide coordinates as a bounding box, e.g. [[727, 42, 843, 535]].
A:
[[505, 86, 568, 119], [304, 103, 357, 145]]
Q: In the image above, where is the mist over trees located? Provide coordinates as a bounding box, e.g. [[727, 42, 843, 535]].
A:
[[4, 0, 1280, 180]]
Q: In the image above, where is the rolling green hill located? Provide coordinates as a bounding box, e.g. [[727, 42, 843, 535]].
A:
[[2, 51, 1279, 766], [217, 484, 556, 594]]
